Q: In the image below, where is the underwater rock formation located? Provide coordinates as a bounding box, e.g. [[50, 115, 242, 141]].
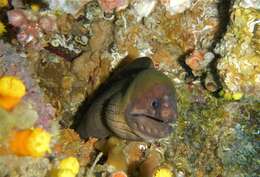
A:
[[0, 0, 259, 177], [215, 0, 260, 99], [98, 0, 129, 13], [7, 9, 57, 50], [160, 0, 192, 15], [0, 156, 50, 177], [46, 0, 92, 18]]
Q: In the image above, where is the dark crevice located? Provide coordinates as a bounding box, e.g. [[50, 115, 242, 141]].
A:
[[177, 52, 197, 83], [210, 0, 234, 50], [208, 0, 235, 95], [71, 57, 148, 132], [178, 0, 234, 93]]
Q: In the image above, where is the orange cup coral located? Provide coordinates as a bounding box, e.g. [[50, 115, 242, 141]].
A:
[[9, 128, 51, 157], [185, 50, 205, 71], [0, 76, 26, 110], [110, 171, 128, 177]]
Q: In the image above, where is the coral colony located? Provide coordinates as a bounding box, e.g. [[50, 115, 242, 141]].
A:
[[0, 0, 259, 177]]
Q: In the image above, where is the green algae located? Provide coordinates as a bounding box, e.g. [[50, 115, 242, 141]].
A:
[[217, 102, 260, 177], [0, 0, 259, 177], [162, 84, 259, 177]]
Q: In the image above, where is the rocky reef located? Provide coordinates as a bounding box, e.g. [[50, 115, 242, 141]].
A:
[[0, 0, 259, 177], [215, 0, 260, 99]]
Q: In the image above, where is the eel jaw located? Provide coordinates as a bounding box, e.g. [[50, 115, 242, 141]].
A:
[[126, 113, 173, 141]]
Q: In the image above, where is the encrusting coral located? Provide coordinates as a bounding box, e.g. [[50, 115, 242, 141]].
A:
[[215, 2, 260, 99], [97, 0, 129, 13], [7, 9, 57, 49], [0, 41, 56, 129], [0, 0, 259, 177], [54, 129, 97, 167]]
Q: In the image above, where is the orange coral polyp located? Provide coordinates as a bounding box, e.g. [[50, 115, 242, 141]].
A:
[[110, 171, 128, 177], [9, 128, 51, 157], [10, 129, 32, 156], [0, 96, 21, 110], [185, 50, 205, 71]]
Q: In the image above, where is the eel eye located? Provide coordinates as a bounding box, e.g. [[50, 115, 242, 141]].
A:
[[151, 99, 160, 109]]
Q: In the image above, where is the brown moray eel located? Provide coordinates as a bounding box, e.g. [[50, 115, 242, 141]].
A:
[[76, 57, 177, 141]]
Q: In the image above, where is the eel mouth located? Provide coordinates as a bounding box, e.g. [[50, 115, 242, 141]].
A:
[[126, 113, 173, 140]]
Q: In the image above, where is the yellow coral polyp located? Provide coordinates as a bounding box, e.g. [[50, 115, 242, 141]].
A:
[[0, 76, 26, 110], [10, 128, 51, 157], [55, 169, 75, 177], [0, 0, 8, 7], [223, 91, 233, 101], [232, 92, 243, 100], [59, 157, 80, 175], [51, 157, 80, 177], [27, 128, 52, 157], [153, 167, 173, 177], [31, 4, 40, 12], [0, 76, 26, 97], [220, 90, 243, 101], [0, 21, 6, 36]]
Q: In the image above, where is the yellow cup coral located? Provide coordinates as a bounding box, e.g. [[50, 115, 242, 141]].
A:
[[0, 0, 8, 7], [153, 167, 173, 177], [219, 90, 244, 101], [9, 128, 51, 157], [51, 157, 80, 177], [0, 21, 6, 36], [232, 92, 243, 100], [0, 76, 26, 110], [59, 157, 80, 175], [31, 4, 40, 12], [54, 169, 76, 177]]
